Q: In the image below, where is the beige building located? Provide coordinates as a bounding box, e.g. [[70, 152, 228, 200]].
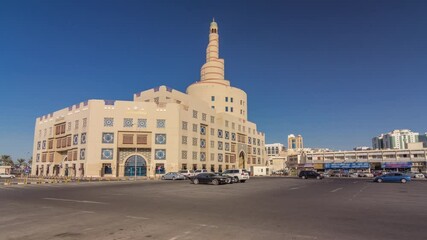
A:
[[306, 148, 427, 173], [31, 20, 266, 178], [288, 134, 303, 151]]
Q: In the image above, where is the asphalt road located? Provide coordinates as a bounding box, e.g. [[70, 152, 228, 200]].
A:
[[0, 177, 426, 240]]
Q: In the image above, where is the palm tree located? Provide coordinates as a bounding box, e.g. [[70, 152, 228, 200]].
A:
[[17, 158, 27, 168], [0, 155, 14, 166]]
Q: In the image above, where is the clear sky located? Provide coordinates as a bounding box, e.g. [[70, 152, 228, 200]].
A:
[[1, 0, 426, 160]]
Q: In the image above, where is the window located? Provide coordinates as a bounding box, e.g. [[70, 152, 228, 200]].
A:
[[193, 110, 198, 119], [155, 149, 166, 160], [104, 118, 114, 127], [124, 118, 133, 127], [210, 116, 215, 123], [192, 138, 198, 146], [210, 128, 215, 136], [230, 107, 233, 112], [211, 96, 215, 101], [225, 143, 230, 151], [182, 151, 187, 159], [218, 153, 223, 162], [210, 153, 215, 161], [123, 134, 133, 144], [230, 97, 233, 103], [101, 149, 113, 160], [200, 125, 206, 135], [218, 129, 223, 138], [83, 118, 87, 128], [182, 121, 188, 130], [200, 152, 206, 161], [138, 119, 147, 128], [225, 131, 230, 139], [193, 124, 198, 132], [75, 120, 79, 130], [210, 141, 215, 148], [81, 133, 87, 144], [218, 141, 223, 150], [192, 151, 198, 160], [155, 134, 166, 144], [202, 113, 207, 121], [225, 107, 228, 112], [225, 97, 228, 102], [182, 136, 188, 145], [200, 139, 206, 148], [80, 149, 86, 160], [157, 119, 166, 128], [137, 134, 147, 144], [102, 132, 114, 143], [67, 122, 71, 132]]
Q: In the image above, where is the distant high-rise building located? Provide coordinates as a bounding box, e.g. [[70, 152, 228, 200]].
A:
[[419, 133, 427, 148], [288, 134, 303, 150], [372, 129, 420, 150]]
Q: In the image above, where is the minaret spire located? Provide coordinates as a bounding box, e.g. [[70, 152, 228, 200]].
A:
[[200, 19, 225, 82]]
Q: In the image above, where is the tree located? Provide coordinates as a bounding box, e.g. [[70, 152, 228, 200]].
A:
[[0, 155, 14, 166], [28, 156, 33, 166], [17, 158, 27, 168]]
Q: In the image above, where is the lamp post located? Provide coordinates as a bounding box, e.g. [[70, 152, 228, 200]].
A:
[[134, 147, 137, 181]]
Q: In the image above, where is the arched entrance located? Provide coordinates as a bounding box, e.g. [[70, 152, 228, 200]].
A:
[[239, 151, 246, 169], [125, 155, 147, 176]]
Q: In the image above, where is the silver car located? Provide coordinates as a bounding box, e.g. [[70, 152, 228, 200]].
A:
[[161, 172, 186, 180], [0, 173, 16, 179]]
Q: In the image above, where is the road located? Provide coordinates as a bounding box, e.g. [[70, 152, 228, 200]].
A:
[[1, 177, 426, 240]]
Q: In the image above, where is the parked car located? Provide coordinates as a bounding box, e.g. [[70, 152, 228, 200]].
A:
[[194, 169, 208, 175], [405, 172, 425, 179], [350, 173, 359, 178], [161, 172, 186, 180], [298, 170, 323, 180], [0, 173, 15, 179], [221, 169, 250, 183], [214, 172, 234, 184], [178, 170, 195, 179], [374, 172, 411, 183], [189, 173, 229, 185], [358, 172, 374, 178]]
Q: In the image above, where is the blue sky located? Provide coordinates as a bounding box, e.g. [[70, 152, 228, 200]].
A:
[[1, 0, 426, 160]]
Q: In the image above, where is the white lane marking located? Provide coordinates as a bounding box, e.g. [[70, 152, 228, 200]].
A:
[[80, 210, 95, 214], [353, 181, 358, 184], [126, 215, 149, 220], [43, 198, 107, 204], [290, 187, 299, 190], [330, 187, 343, 193]]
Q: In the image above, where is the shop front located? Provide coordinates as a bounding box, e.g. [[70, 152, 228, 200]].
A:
[[381, 162, 412, 172]]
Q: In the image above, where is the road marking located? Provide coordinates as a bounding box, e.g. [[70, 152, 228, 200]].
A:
[[290, 187, 299, 190], [353, 181, 358, 184], [43, 198, 107, 204], [126, 215, 149, 220], [80, 210, 95, 214], [330, 187, 343, 193]]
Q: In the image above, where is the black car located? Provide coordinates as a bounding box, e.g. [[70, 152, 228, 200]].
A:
[[190, 173, 229, 185], [299, 170, 323, 180], [214, 172, 235, 184]]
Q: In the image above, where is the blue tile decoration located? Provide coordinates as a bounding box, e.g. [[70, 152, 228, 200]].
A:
[[200, 125, 206, 135], [80, 148, 86, 160], [200, 139, 206, 148], [101, 148, 113, 159], [137, 119, 147, 128], [157, 119, 166, 128], [218, 153, 223, 162], [81, 133, 87, 144], [155, 149, 166, 160], [218, 129, 223, 138], [104, 118, 114, 127], [102, 132, 114, 143], [200, 152, 206, 161], [73, 134, 78, 145], [225, 131, 229, 139], [124, 118, 133, 127], [155, 134, 166, 144]]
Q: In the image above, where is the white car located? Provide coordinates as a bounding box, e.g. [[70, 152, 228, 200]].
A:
[[350, 173, 359, 178], [222, 169, 250, 183], [178, 170, 195, 179], [194, 169, 208, 175], [414, 173, 425, 179], [0, 173, 16, 179]]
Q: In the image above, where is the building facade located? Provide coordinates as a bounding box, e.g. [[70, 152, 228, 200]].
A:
[[265, 143, 285, 157], [31, 21, 266, 178], [372, 129, 420, 150], [306, 148, 427, 173]]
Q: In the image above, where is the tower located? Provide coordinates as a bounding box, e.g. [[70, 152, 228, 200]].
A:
[[187, 20, 248, 120]]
